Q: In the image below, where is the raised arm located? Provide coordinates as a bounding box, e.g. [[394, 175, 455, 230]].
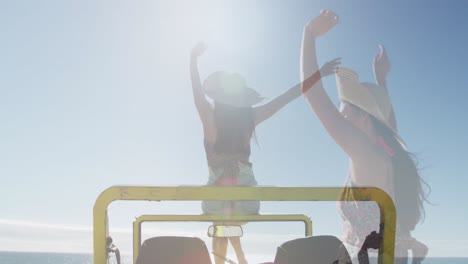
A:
[[373, 45, 397, 131], [190, 43, 216, 140], [253, 82, 302, 126], [301, 10, 374, 159], [253, 49, 337, 126]]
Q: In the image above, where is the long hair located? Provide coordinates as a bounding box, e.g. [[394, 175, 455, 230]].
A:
[[213, 103, 255, 153], [369, 115, 430, 232]]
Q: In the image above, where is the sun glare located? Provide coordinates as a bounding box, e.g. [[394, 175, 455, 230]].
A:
[[158, 0, 261, 62]]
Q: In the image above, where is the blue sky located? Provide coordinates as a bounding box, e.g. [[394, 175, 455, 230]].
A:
[[1, 0, 468, 260]]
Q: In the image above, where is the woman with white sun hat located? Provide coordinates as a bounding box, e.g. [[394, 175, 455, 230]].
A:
[[300, 9, 429, 264]]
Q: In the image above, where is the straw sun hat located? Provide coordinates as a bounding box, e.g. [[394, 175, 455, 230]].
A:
[[202, 71, 264, 107], [335, 67, 407, 149]]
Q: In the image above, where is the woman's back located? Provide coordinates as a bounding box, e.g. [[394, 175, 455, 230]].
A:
[[339, 147, 395, 246]]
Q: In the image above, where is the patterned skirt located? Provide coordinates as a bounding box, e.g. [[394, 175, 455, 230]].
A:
[[202, 161, 260, 217]]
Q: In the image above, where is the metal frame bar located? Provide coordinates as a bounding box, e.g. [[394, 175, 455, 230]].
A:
[[93, 186, 396, 264]]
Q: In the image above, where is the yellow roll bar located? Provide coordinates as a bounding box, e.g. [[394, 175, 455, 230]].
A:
[[93, 186, 396, 264]]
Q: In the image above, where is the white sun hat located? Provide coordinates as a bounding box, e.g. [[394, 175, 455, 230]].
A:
[[336, 67, 407, 149]]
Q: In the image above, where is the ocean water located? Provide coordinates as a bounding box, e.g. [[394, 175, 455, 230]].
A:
[[0, 252, 467, 264], [0, 252, 130, 264]]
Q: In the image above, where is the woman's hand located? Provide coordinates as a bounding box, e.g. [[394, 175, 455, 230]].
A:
[[191, 42, 207, 58], [320, 57, 341, 77], [362, 231, 382, 250], [373, 45, 391, 83], [305, 9, 339, 38]]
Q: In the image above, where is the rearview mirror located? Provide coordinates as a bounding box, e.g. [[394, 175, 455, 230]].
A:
[[207, 225, 243, 238]]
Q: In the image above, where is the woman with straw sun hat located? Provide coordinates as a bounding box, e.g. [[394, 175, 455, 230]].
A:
[[190, 42, 339, 264], [300, 9, 429, 263]]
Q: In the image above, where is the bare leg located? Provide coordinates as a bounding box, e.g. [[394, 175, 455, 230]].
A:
[[395, 237, 428, 264], [114, 248, 121, 264], [229, 237, 248, 264], [213, 237, 229, 264], [394, 245, 409, 264], [410, 239, 428, 264]]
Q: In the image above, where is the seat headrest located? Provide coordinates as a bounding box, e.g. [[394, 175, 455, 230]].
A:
[[136, 236, 212, 264], [273, 235, 351, 264]]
